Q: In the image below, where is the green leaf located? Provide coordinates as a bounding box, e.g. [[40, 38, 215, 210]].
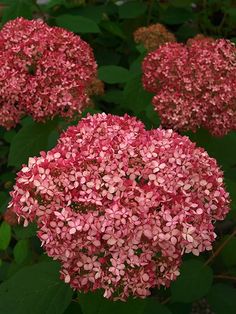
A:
[[0, 222, 11, 250], [221, 237, 236, 267], [170, 0, 193, 7], [129, 55, 144, 76], [98, 66, 130, 84], [8, 120, 57, 168], [0, 261, 73, 314], [3, 130, 16, 143], [187, 129, 236, 171], [78, 292, 106, 314], [143, 298, 172, 314], [78, 292, 171, 314], [13, 223, 37, 240], [100, 20, 126, 39], [225, 8, 236, 23], [171, 260, 213, 303], [168, 302, 192, 314], [13, 239, 29, 264], [95, 47, 121, 66], [123, 75, 153, 114], [118, 1, 147, 19], [122, 74, 160, 128], [56, 14, 100, 33], [160, 7, 194, 25], [64, 302, 83, 314], [46, 0, 64, 9], [1, 0, 33, 24], [101, 90, 124, 105], [75, 5, 104, 23], [0, 192, 9, 213], [230, 37, 236, 44], [0, 172, 15, 186], [207, 284, 236, 314], [176, 23, 198, 41]]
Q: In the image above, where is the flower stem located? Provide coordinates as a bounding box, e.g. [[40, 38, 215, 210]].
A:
[[214, 274, 236, 281], [204, 228, 236, 266]]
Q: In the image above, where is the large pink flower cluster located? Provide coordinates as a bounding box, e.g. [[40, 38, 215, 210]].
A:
[[9, 113, 230, 300], [0, 18, 97, 129], [142, 38, 236, 136]]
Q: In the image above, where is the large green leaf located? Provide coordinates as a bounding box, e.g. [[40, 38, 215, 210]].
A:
[[98, 66, 130, 84], [221, 237, 236, 267], [207, 284, 236, 314], [170, 260, 213, 303], [0, 261, 73, 314], [46, 0, 64, 9], [100, 20, 126, 39], [170, 0, 193, 7], [78, 292, 171, 314], [187, 129, 236, 171], [168, 302, 192, 314], [225, 8, 236, 24], [160, 7, 194, 25], [122, 75, 153, 114], [0, 222, 11, 250], [122, 74, 160, 128], [3, 129, 16, 143], [1, 0, 33, 24], [13, 223, 37, 240], [8, 120, 57, 168], [102, 90, 124, 105], [74, 5, 104, 23], [64, 302, 83, 314], [118, 1, 147, 19], [143, 298, 172, 314], [56, 14, 100, 33], [0, 192, 9, 213], [13, 239, 29, 264]]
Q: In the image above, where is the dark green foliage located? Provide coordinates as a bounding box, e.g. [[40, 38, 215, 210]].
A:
[[78, 292, 171, 314], [98, 65, 131, 84], [0, 0, 235, 313], [207, 284, 236, 314], [56, 14, 100, 33], [170, 260, 213, 303], [0, 222, 11, 250], [8, 120, 58, 168], [0, 261, 73, 314]]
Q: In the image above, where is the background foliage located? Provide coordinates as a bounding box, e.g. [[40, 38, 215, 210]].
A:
[[0, 0, 236, 313]]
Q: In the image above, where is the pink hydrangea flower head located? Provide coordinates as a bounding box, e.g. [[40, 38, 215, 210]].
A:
[[9, 113, 230, 300], [142, 38, 236, 136], [0, 18, 97, 129]]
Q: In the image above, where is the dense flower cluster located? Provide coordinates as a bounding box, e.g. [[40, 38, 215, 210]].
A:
[[134, 23, 176, 51], [142, 37, 236, 136], [0, 18, 97, 129], [9, 113, 230, 300]]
